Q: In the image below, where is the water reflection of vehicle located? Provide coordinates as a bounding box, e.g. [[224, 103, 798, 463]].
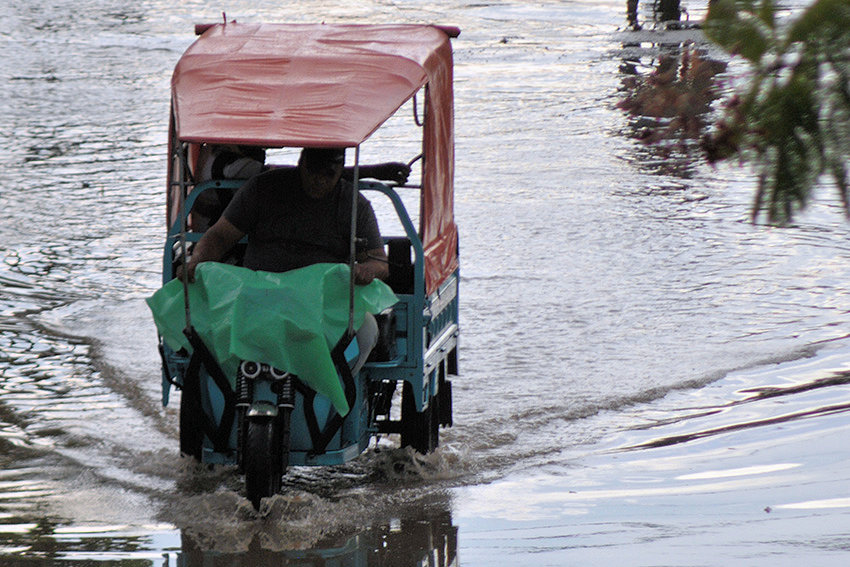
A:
[[152, 22, 461, 508], [176, 510, 459, 567]]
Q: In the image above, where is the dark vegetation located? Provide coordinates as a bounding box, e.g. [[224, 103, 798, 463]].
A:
[[621, 0, 850, 223]]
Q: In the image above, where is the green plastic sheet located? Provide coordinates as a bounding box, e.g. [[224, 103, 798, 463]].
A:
[[146, 262, 398, 415]]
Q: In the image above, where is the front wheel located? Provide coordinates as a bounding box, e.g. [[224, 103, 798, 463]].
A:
[[243, 412, 289, 509]]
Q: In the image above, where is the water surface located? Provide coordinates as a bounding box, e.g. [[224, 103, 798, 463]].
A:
[[1, 0, 849, 564]]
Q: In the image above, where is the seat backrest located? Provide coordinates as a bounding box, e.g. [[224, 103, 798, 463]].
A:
[[385, 237, 414, 294]]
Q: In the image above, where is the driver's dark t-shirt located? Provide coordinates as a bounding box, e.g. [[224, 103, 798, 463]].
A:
[[222, 167, 383, 273]]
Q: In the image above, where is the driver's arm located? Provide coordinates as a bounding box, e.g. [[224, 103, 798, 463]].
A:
[[344, 163, 411, 185], [181, 217, 245, 282]]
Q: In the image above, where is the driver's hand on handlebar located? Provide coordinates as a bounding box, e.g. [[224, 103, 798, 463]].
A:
[[353, 263, 377, 285], [175, 260, 196, 283], [379, 162, 411, 184]]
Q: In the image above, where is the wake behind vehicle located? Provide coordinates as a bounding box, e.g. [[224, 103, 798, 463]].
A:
[[152, 22, 460, 508]]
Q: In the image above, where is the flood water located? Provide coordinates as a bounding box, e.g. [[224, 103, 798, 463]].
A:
[[2, 0, 850, 565]]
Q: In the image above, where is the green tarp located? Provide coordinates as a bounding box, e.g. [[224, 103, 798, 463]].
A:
[[146, 262, 398, 414]]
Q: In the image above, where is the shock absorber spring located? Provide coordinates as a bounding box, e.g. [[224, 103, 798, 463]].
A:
[[236, 364, 251, 407], [276, 374, 294, 409]]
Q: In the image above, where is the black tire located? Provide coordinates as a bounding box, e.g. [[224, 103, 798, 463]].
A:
[[179, 377, 204, 461], [400, 381, 439, 454], [236, 409, 246, 473], [278, 408, 291, 472], [438, 379, 453, 427], [244, 414, 288, 509]]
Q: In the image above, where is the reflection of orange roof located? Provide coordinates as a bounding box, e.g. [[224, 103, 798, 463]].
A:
[[171, 23, 456, 147]]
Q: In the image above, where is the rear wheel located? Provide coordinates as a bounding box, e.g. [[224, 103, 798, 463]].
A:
[[400, 381, 439, 454], [244, 413, 289, 509]]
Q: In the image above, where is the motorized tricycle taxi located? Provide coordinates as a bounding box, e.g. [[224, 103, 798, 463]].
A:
[[148, 22, 460, 508]]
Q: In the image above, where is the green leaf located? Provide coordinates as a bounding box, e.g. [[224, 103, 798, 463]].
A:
[[787, 0, 850, 46], [757, 0, 777, 29], [705, 0, 772, 62]]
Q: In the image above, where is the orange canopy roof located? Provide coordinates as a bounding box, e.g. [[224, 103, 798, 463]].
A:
[[169, 22, 459, 293], [171, 23, 456, 147]]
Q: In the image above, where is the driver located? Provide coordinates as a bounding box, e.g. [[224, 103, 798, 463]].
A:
[[182, 147, 390, 371]]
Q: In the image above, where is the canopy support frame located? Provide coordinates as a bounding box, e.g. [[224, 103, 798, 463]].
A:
[[347, 146, 361, 339], [177, 143, 193, 331]]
